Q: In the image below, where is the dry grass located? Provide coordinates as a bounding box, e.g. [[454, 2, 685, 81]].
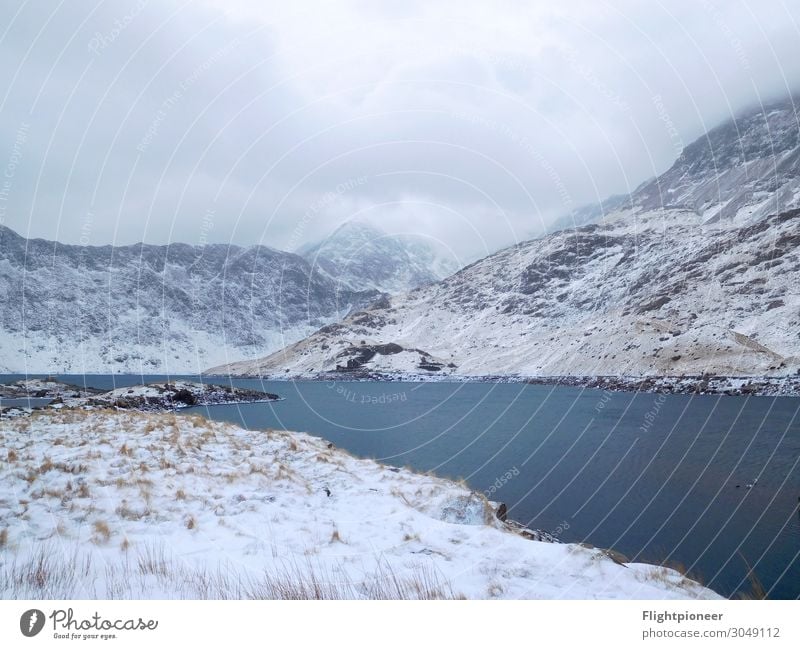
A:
[[0, 529, 7, 548], [7, 449, 18, 462], [115, 503, 151, 521], [0, 544, 463, 599], [92, 521, 111, 544], [737, 553, 767, 599]]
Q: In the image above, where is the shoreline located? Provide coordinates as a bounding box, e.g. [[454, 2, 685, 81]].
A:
[[3, 372, 799, 399], [201, 371, 800, 397], [0, 379, 281, 418]]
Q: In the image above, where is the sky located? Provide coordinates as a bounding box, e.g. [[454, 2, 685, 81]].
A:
[[0, 0, 798, 265]]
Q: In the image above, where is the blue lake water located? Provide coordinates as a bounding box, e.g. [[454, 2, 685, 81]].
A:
[[4, 374, 799, 599], [0, 397, 52, 408]]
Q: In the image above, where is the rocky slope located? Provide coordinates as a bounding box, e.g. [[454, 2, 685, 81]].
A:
[[0, 227, 385, 373], [300, 220, 458, 294], [554, 95, 800, 231], [210, 100, 800, 381]]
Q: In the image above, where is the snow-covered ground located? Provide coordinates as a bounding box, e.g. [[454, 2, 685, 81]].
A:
[[0, 410, 720, 599]]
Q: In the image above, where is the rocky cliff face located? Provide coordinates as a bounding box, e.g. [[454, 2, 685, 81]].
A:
[[0, 226, 380, 373]]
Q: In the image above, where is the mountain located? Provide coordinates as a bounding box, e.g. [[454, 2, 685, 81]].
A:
[[0, 226, 380, 373], [553, 96, 800, 232], [300, 221, 459, 294], [209, 100, 800, 380]]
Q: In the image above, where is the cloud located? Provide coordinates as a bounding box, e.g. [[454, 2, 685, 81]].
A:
[[0, 0, 798, 260]]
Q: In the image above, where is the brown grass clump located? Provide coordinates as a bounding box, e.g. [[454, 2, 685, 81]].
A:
[[175, 489, 186, 500], [185, 516, 197, 530], [92, 521, 111, 544], [115, 503, 150, 521], [0, 529, 8, 548], [6, 449, 17, 462]]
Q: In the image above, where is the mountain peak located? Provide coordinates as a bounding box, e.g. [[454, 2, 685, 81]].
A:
[[301, 220, 458, 294]]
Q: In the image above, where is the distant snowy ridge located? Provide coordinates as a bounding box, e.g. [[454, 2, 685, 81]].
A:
[[0, 409, 720, 599], [0, 224, 378, 374], [0, 220, 458, 374]]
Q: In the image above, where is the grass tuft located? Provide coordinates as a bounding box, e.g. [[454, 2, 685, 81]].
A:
[[92, 521, 111, 544]]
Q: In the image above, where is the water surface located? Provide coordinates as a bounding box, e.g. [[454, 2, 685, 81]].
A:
[[3, 374, 798, 599]]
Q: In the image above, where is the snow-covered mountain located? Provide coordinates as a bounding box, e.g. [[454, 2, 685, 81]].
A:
[[0, 226, 381, 373], [553, 96, 800, 232], [210, 100, 800, 379], [300, 220, 459, 294]]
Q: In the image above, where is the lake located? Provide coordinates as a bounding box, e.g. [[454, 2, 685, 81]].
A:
[[3, 374, 799, 599]]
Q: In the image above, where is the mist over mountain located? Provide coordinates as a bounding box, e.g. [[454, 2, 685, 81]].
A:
[[552, 96, 800, 232], [210, 98, 800, 380], [300, 221, 460, 294]]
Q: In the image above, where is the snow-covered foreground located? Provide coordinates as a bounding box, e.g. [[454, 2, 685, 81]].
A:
[[0, 410, 721, 599]]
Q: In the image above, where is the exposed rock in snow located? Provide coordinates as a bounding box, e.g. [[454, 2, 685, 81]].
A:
[[0, 410, 720, 599], [0, 378, 102, 399], [74, 381, 279, 411], [0, 380, 280, 418]]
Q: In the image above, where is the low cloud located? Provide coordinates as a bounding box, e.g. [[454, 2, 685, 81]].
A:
[[0, 0, 798, 259]]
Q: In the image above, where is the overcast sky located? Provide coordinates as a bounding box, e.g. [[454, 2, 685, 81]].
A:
[[0, 0, 798, 263]]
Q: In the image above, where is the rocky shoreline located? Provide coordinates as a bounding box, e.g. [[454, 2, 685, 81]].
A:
[[208, 370, 800, 397], [0, 379, 280, 417]]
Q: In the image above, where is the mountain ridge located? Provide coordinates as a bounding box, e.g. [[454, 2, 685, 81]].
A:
[[208, 99, 800, 381], [0, 225, 383, 373], [550, 95, 800, 233]]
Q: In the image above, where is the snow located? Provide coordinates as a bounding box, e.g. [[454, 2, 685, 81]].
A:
[[0, 225, 380, 374], [210, 206, 800, 384], [0, 410, 720, 599]]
